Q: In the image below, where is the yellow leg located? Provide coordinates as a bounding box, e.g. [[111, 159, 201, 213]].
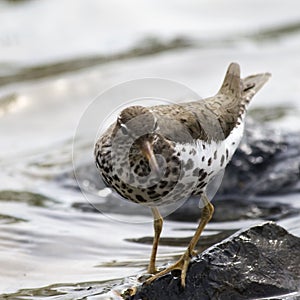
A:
[[147, 207, 163, 274], [145, 193, 214, 287]]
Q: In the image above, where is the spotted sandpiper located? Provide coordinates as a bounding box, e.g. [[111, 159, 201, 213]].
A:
[[94, 63, 271, 286]]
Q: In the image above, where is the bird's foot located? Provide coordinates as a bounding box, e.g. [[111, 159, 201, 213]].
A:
[[144, 250, 192, 287], [147, 265, 159, 275]]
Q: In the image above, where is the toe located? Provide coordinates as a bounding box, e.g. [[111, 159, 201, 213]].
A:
[[144, 256, 191, 286]]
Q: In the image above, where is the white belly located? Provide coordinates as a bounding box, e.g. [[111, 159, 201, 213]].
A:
[[174, 119, 245, 194]]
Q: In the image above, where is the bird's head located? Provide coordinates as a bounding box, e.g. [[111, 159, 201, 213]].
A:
[[114, 105, 160, 175]]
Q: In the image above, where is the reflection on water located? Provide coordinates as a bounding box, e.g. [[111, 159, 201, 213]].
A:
[[0, 0, 300, 299], [0, 37, 191, 87]]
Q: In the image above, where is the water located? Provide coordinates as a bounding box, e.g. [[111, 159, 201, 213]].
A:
[[0, 0, 300, 299]]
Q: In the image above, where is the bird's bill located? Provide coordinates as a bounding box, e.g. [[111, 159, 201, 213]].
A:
[[141, 140, 160, 175]]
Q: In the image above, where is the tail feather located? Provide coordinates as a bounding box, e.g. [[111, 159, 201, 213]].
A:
[[212, 62, 271, 139], [242, 73, 271, 104], [218, 62, 242, 98]]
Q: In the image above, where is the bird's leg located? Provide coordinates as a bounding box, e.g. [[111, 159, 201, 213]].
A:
[[179, 194, 214, 286], [145, 193, 214, 287], [147, 207, 163, 274]]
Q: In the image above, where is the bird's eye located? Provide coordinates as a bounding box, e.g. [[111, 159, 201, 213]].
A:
[[120, 124, 128, 135]]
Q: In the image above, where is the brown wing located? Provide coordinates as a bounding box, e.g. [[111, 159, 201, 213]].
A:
[[151, 63, 242, 142]]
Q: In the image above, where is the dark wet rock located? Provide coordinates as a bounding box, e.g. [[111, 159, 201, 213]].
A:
[[219, 120, 300, 196], [127, 222, 300, 300], [167, 196, 300, 223]]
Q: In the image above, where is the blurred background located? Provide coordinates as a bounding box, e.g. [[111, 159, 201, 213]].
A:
[[0, 0, 300, 298]]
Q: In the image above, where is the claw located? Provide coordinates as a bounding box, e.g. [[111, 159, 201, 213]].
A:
[[144, 252, 191, 287]]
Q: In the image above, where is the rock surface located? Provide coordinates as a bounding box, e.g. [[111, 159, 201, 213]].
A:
[[218, 120, 300, 196], [127, 222, 300, 300], [167, 195, 300, 223]]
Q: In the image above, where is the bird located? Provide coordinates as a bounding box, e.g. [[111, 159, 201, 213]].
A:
[[94, 62, 271, 287]]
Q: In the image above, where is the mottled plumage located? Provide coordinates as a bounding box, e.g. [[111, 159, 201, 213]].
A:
[[94, 62, 271, 286], [95, 63, 270, 206]]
